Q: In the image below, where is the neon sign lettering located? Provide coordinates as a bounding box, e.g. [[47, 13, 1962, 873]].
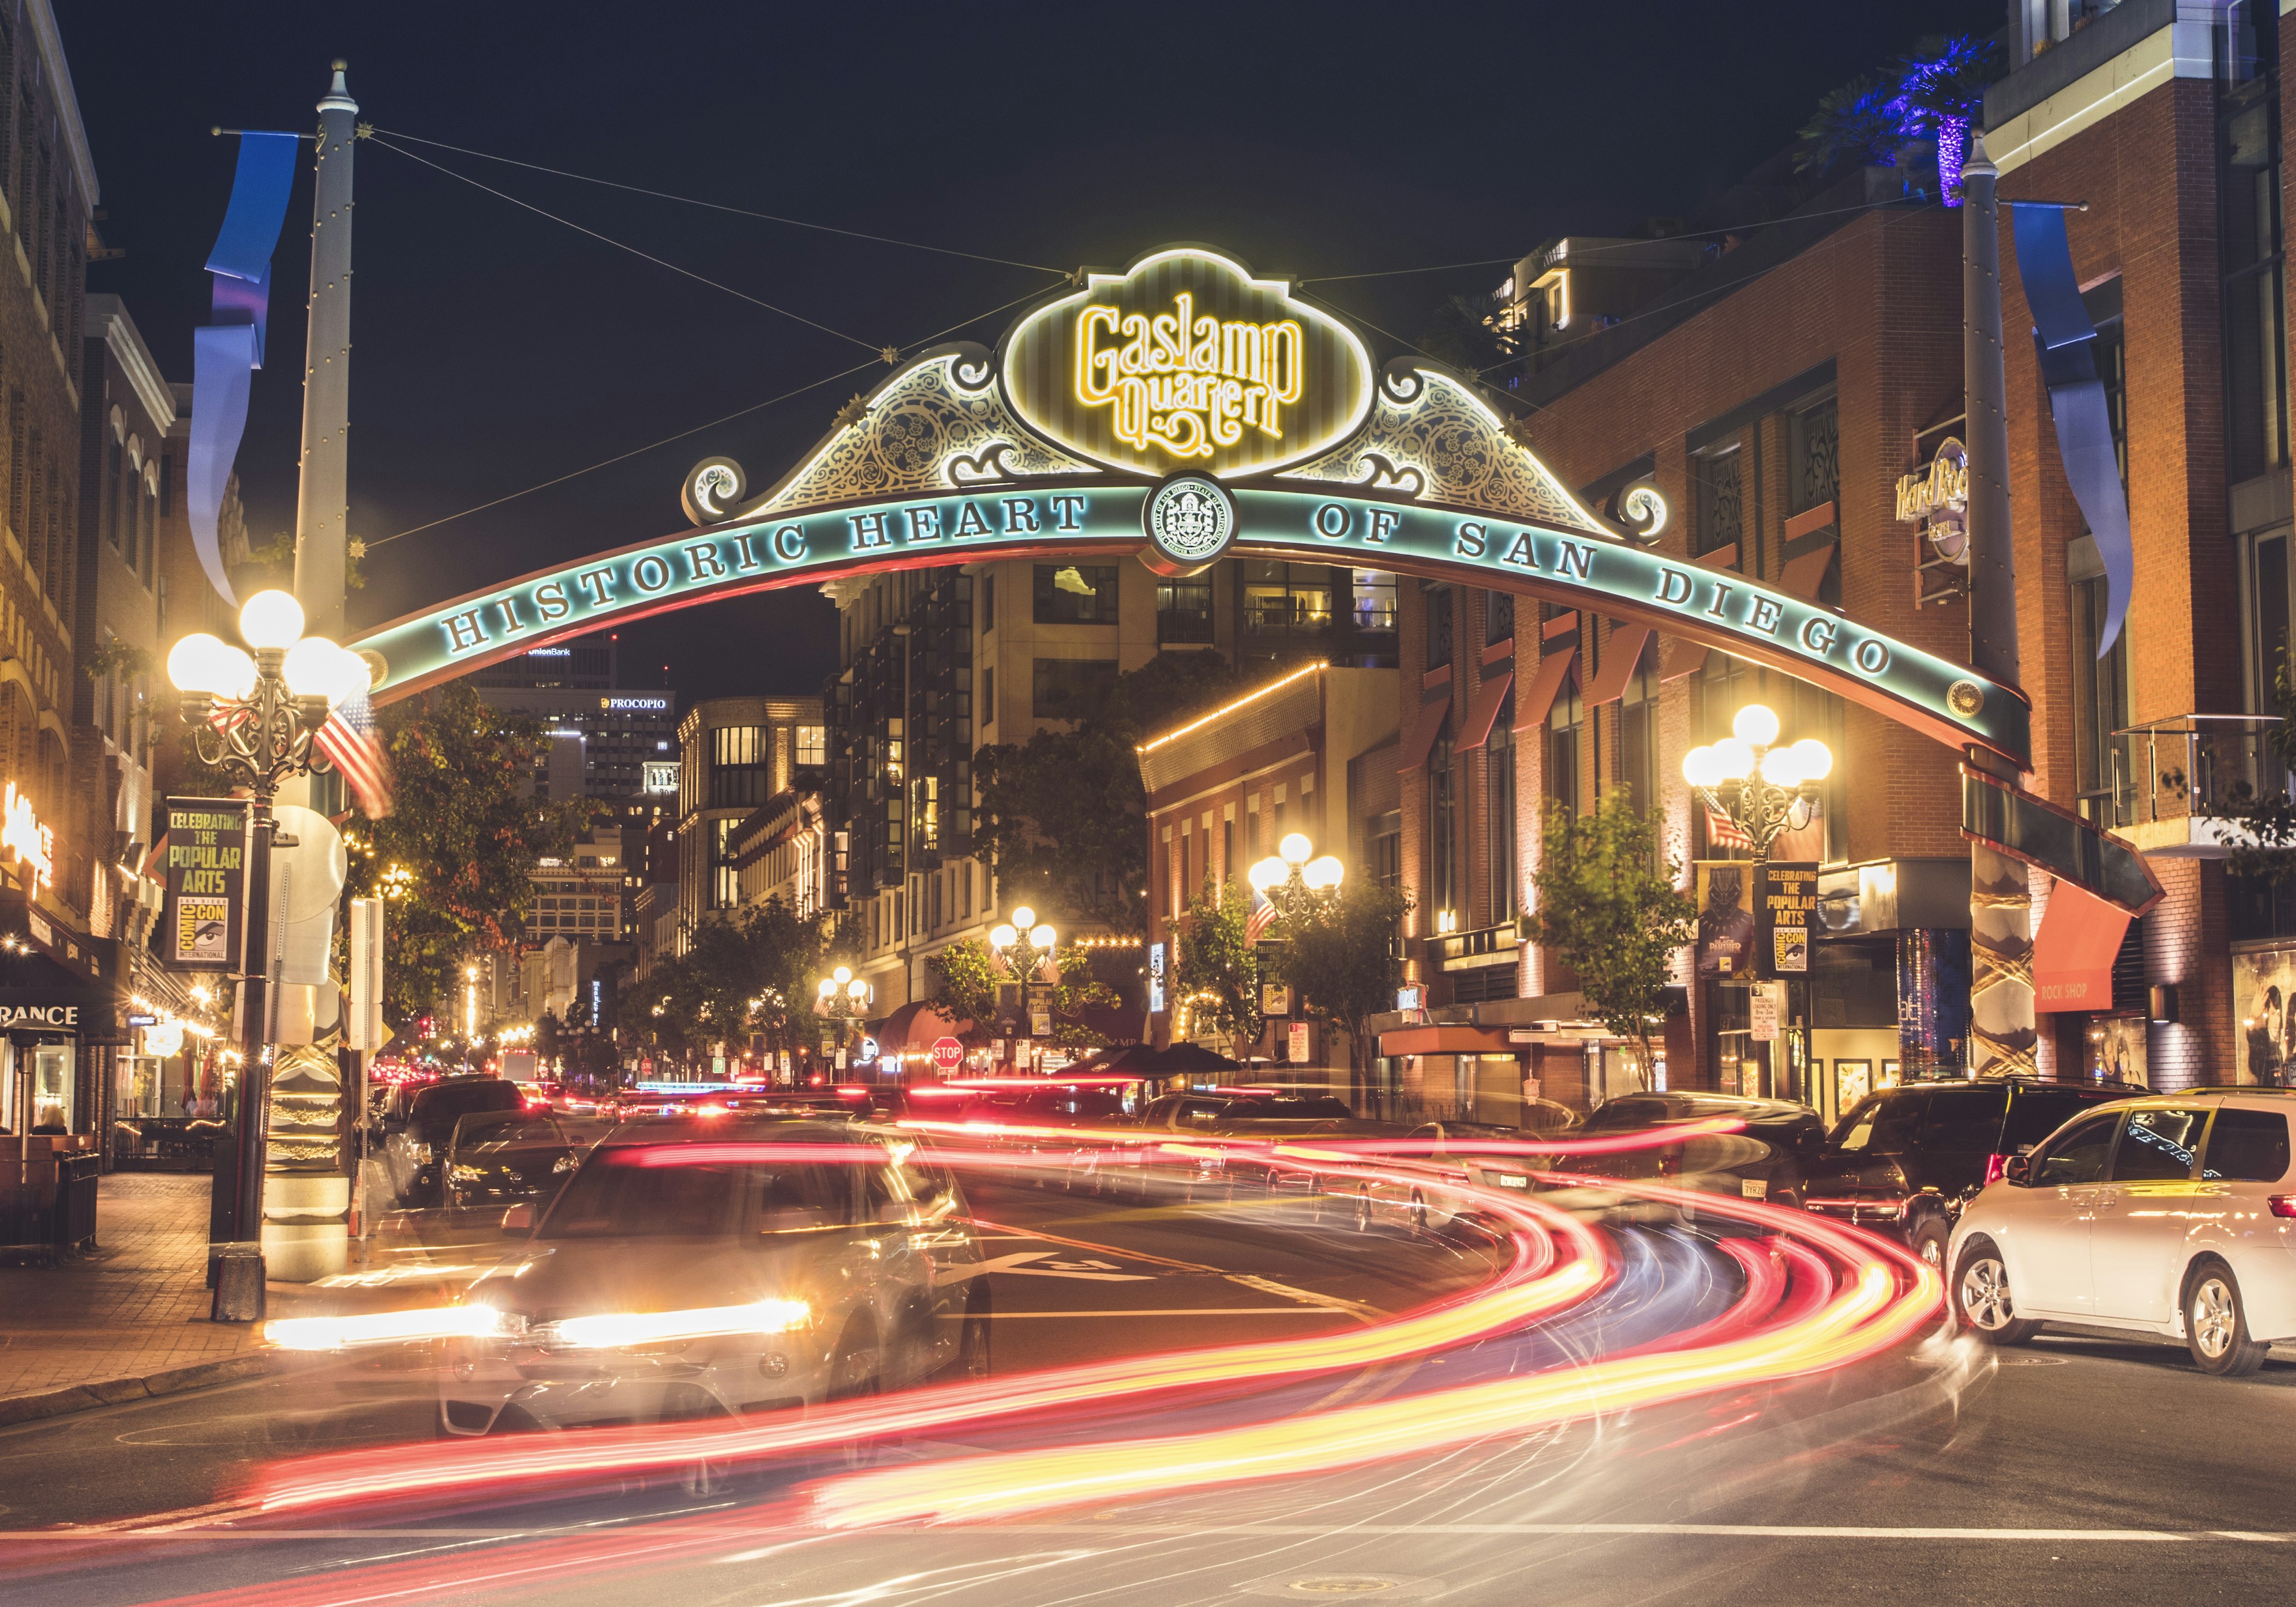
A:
[[1075, 291, 1304, 459]]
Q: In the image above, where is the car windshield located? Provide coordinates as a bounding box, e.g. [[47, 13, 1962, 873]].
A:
[[411, 1081, 521, 1138], [1830, 1093, 1923, 1154], [453, 1113, 565, 1151], [541, 1139, 864, 1239]]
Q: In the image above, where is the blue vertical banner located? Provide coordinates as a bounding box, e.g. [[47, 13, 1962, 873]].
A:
[[2010, 202, 2133, 658], [188, 131, 300, 606]]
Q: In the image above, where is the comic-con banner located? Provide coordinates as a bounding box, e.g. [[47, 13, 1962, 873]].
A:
[[161, 798, 248, 971], [1760, 863, 1818, 977], [1696, 861, 1817, 980]]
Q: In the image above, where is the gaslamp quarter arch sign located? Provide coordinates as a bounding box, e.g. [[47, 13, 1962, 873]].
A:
[[349, 246, 2029, 769]]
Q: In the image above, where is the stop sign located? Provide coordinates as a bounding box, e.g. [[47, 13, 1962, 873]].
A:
[[929, 1036, 965, 1073]]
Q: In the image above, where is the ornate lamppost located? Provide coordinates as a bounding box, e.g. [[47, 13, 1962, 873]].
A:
[[167, 589, 368, 1319], [813, 965, 873, 1079], [1680, 703, 1834, 865], [987, 907, 1058, 1067], [1247, 832, 1346, 906]]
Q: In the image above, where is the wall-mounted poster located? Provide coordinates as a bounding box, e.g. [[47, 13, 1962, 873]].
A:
[[1835, 1059, 1873, 1110], [2087, 1015, 2150, 1089], [1879, 1059, 1902, 1089], [1695, 862, 1756, 978], [2233, 945, 2296, 1086]]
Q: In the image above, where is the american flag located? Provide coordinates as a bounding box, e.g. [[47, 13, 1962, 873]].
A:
[[1705, 803, 1755, 852], [315, 693, 395, 818], [1245, 890, 1277, 943]]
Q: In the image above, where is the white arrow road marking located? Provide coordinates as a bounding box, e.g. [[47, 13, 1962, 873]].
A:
[[972, 1249, 1153, 1282]]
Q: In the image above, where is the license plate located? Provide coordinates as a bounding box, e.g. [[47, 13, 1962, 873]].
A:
[[1741, 1178, 1768, 1199], [1494, 1175, 1529, 1188]]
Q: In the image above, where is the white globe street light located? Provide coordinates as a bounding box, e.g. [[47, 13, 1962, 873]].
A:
[[1680, 702, 1832, 863]]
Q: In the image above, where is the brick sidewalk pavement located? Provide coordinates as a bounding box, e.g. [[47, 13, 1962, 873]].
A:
[[0, 1174, 324, 1414]]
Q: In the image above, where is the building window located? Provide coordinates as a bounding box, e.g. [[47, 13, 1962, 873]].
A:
[[1157, 576, 1214, 643], [981, 664, 994, 725], [1487, 700, 1516, 924], [1429, 735, 1458, 925], [2222, 4, 2288, 487], [2087, 279, 2128, 489], [709, 724, 773, 808], [711, 817, 741, 909], [1619, 638, 1659, 814], [1240, 561, 1334, 639], [1424, 583, 1453, 670], [1034, 563, 1120, 625], [1693, 445, 1742, 557], [1547, 682, 1581, 817], [2073, 573, 2132, 818], [1032, 656, 1118, 720], [980, 572, 995, 632], [795, 725, 826, 767], [1369, 809, 1402, 887], [1788, 395, 1839, 515], [1485, 590, 1513, 646], [1349, 569, 1398, 633]]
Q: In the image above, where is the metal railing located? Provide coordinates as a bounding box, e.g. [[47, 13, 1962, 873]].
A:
[[1432, 921, 1522, 967], [2086, 714, 2288, 829]]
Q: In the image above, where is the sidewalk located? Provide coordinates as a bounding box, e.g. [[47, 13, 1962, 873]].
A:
[[0, 1174, 303, 1423]]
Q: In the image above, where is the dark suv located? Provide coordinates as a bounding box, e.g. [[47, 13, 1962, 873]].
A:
[[1802, 1077, 2127, 1269]]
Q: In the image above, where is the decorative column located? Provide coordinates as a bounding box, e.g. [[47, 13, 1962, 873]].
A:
[[1962, 134, 2037, 1077]]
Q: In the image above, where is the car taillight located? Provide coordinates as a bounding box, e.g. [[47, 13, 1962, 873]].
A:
[[1984, 1153, 2008, 1184], [2269, 1195, 2296, 1219]]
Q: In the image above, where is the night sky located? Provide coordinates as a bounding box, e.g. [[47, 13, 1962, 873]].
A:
[[65, 0, 1996, 702]]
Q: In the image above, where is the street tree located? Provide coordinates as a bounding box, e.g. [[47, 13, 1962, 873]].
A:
[[1174, 879, 1263, 1050], [1268, 876, 1411, 1102], [1525, 794, 1695, 1086], [2218, 649, 2296, 887], [927, 936, 1121, 1050], [651, 898, 829, 1060], [973, 650, 1245, 936], [347, 682, 591, 1026]]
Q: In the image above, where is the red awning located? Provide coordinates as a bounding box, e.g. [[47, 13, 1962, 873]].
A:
[[1510, 649, 1578, 732], [1582, 626, 1653, 706], [2032, 880, 2133, 1015], [1779, 541, 1839, 600], [1397, 689, 1453, 772], [1657, 634, 1709, 682], [1457, 671, 1513, 752]]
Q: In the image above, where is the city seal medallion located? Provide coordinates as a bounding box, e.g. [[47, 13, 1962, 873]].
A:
[[1141, 471, 1236, 578]]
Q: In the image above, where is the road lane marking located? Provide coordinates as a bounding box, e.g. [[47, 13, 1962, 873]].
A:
[[972, 1249, 1152, 1282], [8, 1523, 2291, 1544], [984, 1308, 1339, 1318]]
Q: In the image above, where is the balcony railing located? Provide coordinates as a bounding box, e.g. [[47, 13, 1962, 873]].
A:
[[2085, 714, 2288, 856], [1432, 921, 1522, 968]]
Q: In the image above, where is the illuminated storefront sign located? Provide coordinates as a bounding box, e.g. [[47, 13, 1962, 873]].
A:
[[1002, 248, 1372, 479], [2, 782, 52, 893], [602, 696, 669, 711]]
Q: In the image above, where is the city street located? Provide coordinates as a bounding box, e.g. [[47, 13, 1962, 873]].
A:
[[4, 1178, 2293, 1606]]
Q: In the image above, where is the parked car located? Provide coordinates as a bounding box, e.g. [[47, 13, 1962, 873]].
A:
[[384, 1077, 524, 1208], [437, 1118, 988, 1435], [442, 1110, 587, 1221], [1949, 1089, 2296, 1375], [1802, 1077, 2127, 1269], [1096, 1092, 1381, 1201], [1540, 1093, 1826, 1227], [1328, 1122, 1553, 1235]]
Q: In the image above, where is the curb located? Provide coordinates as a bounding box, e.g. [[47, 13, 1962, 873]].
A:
[[0, 1351, 303, 1429]]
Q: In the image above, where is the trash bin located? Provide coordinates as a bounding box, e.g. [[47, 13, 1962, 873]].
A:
[[53, 1151, 98, 1254]]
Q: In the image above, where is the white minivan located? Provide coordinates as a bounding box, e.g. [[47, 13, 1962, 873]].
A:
[[1949, 1090, 2296, 1376]]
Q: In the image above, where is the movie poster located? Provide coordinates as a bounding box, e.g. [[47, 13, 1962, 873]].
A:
[[1695, 862, 1755, 978], [2233, 945, 2296, 1087]]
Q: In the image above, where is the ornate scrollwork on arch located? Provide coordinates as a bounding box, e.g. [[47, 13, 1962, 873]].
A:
[[744, 343, 1093, 520], [1278, 359, 1607, 536]]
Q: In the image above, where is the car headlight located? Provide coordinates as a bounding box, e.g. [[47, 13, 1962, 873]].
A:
[[551, 1153, 578, 1174], [534, 1299, 811, 1349], [448, 1163, 487, 1183]]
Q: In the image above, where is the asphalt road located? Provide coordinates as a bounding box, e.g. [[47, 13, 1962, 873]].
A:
[[5, 1182, 2294, 1607]]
